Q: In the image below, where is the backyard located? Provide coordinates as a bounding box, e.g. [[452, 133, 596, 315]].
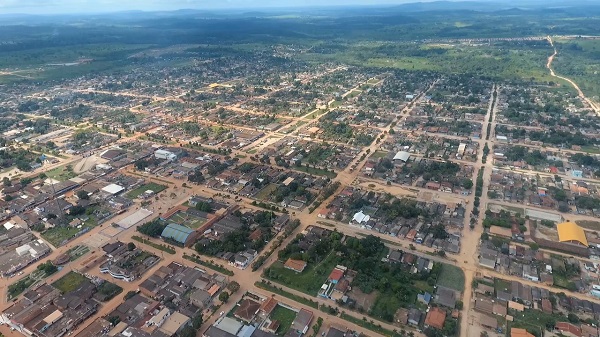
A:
[[270, 305, 297, 336]]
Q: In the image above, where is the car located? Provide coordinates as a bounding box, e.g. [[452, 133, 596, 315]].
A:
[[219, 311, 224, 316]]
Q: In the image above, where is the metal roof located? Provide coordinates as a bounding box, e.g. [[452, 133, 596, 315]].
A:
[[393, 151, 411, 162], [161, 223, 194, 244], [557, 222, 588, 247]]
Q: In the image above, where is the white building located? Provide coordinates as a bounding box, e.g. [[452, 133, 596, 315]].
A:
[[155, 149, 177, 161]]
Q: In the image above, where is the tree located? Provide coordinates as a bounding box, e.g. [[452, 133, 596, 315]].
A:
[[227, 281, 240, 293], [179, 326, 196, 337], [2, 177, 11, 187], [127, 242, 136, 251], [124, 291, 137, 300], [219, 291, 229, 303], [568, 313, 580, 324], [461, 178, 473, 189], [192, 313, 203, 329], [76, 190, 89, 200]]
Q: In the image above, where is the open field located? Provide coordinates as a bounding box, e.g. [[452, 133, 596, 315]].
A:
[[45, 165, 77, 181], [52, 271, 88, 293], [265, 253, 338, 295], [126, 182, 167, 199]]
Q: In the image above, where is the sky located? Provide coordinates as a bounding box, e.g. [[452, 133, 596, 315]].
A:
[[0, 0, 460, 14]]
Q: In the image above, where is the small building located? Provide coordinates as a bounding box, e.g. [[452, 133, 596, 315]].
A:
[[284, 259, 307, 273], [290, 309, 313, 335], [234, 299, 261, 322], [424, 307, 446, 330], [159, 312, 190, 336]]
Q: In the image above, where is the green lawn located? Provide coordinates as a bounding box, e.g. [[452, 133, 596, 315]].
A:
[[52, 271, 87, 293], [45, 165, 77, 181], [255, 183, 279, 201], [494, 278, 511, 294], [265, 252, 339, 295], [371, 151, 389, 159], [436, 264, 465, 292], [126, 183, 167, 199], [270, 305, 297, 335]]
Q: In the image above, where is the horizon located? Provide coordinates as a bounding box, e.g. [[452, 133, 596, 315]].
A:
[[0, 0, 534, 15]]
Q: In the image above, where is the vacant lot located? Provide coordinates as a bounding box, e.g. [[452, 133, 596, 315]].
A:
[[126, 182, 167, 199], [436, 264, 465, 292], [52, 271, 87, 293], [255, 183, 278, 201]]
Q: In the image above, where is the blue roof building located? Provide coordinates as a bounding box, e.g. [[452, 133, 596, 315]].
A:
[[418, 292, 432, 305], [161, 223, 196, 247]]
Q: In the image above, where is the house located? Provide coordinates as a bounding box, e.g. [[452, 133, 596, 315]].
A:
[[522, 265, 539, 282], [290, 309, 313, 335], [424, 307, 446, 330], [189, 289, 212, 309], [351, 211, 370, 225], [555, 322, 582, 337], [480, 315, 498, 330], [259, 297, 278, 317], [234, 299, 261, 322], [436, 287, 457, 308], [541, 298, 552, 314], [328, 266, 346, 284], [159, 312, 190, 336], [325, 327, 347, 337], [511, 328, 535, 337], [284, 259, 307, 273], [407, 308, 422, 326], [417, 292, 432, 305]]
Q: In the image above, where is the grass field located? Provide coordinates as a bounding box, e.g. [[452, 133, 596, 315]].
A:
[[45, 165, 77, 181], [126, 182, 167, 199], [270, 305, 297, 335], [265, 253, 338, 295], [293, 165, 337, 178], [42, 221, 96, 247], [52, 271, 87, 293], [436, 264, 465, 292], [255, 183, 279, 201], [494, 278, 511, 294], [371, 150, 389, 159], [167, 211, 206, 229], [255, 281, 318, 309]]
